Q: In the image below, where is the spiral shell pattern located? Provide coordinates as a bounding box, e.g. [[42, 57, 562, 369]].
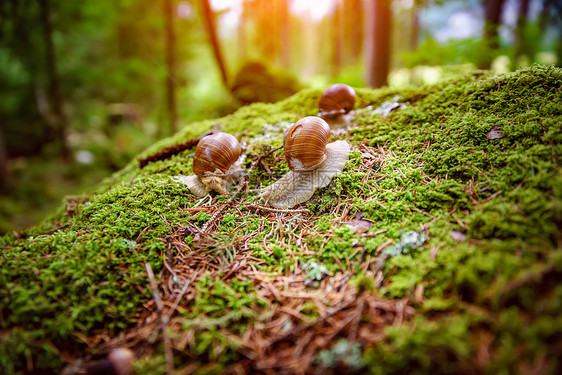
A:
[[318, 83, 356, 118], [193, 132, 242, 176], [284, 116, 331, 172]]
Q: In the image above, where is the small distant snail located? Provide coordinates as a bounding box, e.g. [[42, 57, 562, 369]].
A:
[[182, 132, 244, 196], [318, 83, 356, 130], [259, 116, 350, 208]]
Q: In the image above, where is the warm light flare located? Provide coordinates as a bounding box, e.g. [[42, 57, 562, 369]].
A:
[[210, 0, 335, 21], [210, 0, 243, 12], [291, 0, 334, 20]]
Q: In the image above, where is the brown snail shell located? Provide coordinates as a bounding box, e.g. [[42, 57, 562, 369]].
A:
[[193, 132, 242, 176], [318, 83, 356, 118], [284, 116, 331, 172]]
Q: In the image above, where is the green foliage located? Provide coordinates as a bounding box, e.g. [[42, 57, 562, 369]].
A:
[[315, 338, 365, 370], [401, 36, 484, 68], [364, 315, 475, 374], [302, 261, 330, 285]]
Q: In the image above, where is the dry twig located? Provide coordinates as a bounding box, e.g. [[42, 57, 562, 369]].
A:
[[145, 263, 174, 375]]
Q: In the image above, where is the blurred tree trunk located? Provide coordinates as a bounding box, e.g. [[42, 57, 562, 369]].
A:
[[512, 0, 530, 70], [480, 0, 506, 69], [343, 0, 363, 65], [538, 0, 562, 66], [164, 0, 177, 133], [0, 128, 8, 192], [259, 0, 276, 62], [365, 0, 392, 88], [39, 0, 70, 159], [200, 0, 229, 87], [538, 0, 554, 30], [279, 0, 290, 68], [331, 0, 342, 77], [238, 1, 248, 63], [410, 4, 419, 50], [409, 3, 420, 84], [257, 0, 267, 60]]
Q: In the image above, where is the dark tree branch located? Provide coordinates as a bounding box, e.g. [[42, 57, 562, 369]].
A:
[[39, 0, 70, 159], [200, 0, 229, 87], [164, 0, 178, 134]]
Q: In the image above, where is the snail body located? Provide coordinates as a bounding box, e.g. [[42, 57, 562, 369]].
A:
[[183, 132, 243, 196], [260, 116, 350, 209]]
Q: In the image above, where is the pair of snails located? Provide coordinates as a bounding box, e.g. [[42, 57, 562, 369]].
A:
[[183, 84, 355, 207]]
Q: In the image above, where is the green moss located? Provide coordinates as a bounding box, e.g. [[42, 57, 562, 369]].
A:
[[1, 65, 562, 374]]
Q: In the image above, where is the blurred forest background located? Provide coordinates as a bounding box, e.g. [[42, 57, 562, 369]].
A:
[[1, 0, 560, 234]]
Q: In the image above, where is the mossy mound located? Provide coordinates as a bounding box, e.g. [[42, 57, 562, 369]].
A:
[[230, 61, 301, 105], [1, 65, 561, 374]]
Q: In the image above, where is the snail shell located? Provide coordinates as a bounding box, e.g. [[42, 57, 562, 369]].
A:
[[318, 83, 356, 118], [284, 116, 331, 172], [193, 132, 242, 176]]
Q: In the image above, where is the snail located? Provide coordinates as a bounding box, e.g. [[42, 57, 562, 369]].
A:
[[182, 132, 244, 196], [318, 83, 357, 130], [259, 116, 350, 209]]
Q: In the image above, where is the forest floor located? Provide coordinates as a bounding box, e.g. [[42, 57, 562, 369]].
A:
[[1, 64, 561, 375]]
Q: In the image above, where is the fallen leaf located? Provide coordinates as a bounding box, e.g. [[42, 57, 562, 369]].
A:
[[450, 230, 467, 242], [346, 213, 374, 234], [486, 125, 504, 140]]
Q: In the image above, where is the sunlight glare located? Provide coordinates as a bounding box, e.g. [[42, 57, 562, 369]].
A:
[[291, 0, 333, 20], [210, 0, 243, 11]]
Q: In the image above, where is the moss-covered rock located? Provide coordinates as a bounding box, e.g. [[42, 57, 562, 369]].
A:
[[1, 65, 561, 374]]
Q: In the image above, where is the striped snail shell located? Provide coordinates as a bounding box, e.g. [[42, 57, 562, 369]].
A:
[[284, 116, 331, 172], [192, 132, 242, 176], [318, 83, 356, 118]]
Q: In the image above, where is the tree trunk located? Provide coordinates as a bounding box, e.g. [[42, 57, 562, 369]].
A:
[[538, 0, 562, 66], [331, 0, 342, 77], [200, 0, 229, 87], [39, 0, 70, 159], [279, 0, 290, 68], [480, 0, 506, 69], [343, 0, 363, 65], [0, 127, 9, 192], [164, 0, 177, 134], [512, 0, 530, 70], [409, 4, 420, 84], [365, 0, 392, 88], [258, 0, 276, 62], [410, 4, 419, 51], [238, 1, 248, 64], [538, 0, 553, 31]]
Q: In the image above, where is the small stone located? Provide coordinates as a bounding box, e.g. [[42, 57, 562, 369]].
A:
[[450, 230, 467, 242]]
